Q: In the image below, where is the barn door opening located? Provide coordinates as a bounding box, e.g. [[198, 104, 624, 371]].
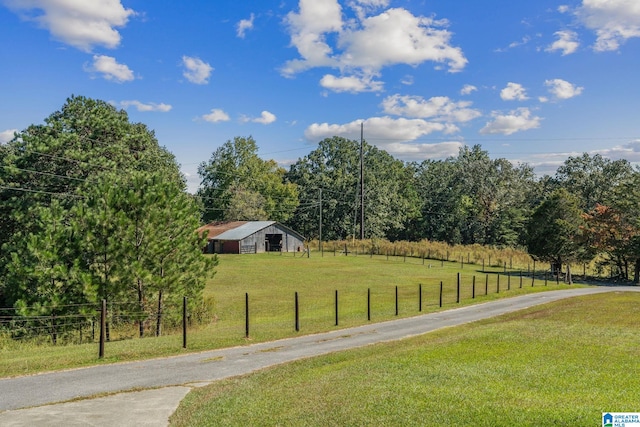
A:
[[266, 234, 283, 251]]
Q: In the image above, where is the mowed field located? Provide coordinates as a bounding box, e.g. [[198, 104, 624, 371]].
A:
[[171, 291, 640, 427], [204, 252, 567, 342], [1, 252, 574, 377]]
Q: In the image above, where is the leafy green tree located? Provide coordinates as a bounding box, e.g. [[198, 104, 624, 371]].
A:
[[526, 189, 586, 283], [0, 97, 214, 328], [555, 153, 633, 210], [197, 136, 298, 223], [224, 185, 269, 221], [285, 136, 419, 240], [0, 96, 184, 279], [4, 200, 94, 316], [413, 145, 535, 246]]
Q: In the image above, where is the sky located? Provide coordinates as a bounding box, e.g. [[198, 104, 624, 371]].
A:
[[1, 0, 639, 192]]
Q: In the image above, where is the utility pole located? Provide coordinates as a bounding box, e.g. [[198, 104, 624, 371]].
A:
[[360, 122, 364, 240], [318, 188, 322, 248]]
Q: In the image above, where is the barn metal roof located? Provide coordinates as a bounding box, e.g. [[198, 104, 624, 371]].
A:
[[213, 221, 277, 240], [197, 221, 305, 241]]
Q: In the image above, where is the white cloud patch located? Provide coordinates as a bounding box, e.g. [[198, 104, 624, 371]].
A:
[[242, 111, 277, 125], [381, 94, 481, 123], [460, 84, 477, 95], [339, 8, 467, 72], [558, 5, 571, 14], [592, 140, 640, 162], [282, 1, 467, 92], [480, 108, 542, 135], [237, 13, 255, 38], [85, 55, 134, 82], [320, 73, 384, 92], [400, 75, 414, 85], [305, 116, 462, 160], [577, 0, 640, 51], [546, 30, 580, 55], [0, 129, 18, 144], [3, 0, 135, 51], [182, 56, 213, 84], [201, 109, 230, 123], [545, 78, 584, 100], [119, 100, 172, 112], [500, 82, 529, 101], [306, 116, 456, 142]]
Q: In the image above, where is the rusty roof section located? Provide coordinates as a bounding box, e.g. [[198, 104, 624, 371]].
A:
[[197, 221, 248, 239]]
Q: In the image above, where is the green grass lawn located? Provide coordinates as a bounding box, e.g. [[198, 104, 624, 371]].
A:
[[0, 252, 574, 377], [170, 291, 640, 427]]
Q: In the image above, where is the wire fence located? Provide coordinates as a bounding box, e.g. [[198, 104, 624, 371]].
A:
[[1, 247, 618, 360]]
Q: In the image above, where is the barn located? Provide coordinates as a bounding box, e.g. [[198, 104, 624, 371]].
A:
[[197, 221, 306, 254]]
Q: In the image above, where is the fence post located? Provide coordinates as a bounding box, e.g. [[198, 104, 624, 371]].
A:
[[295, 292, 300, 332], [520, 270, 523, 288], [456, 273, 460, 303], [419, 284, 422, 312], [439, 281, 443, 307], [485, 274, 488, 295], [367, 288, 371, 321], [497, 274, 500, 294], [99, 299, 106, 359], [472, 276, 476, 299], [395, 286, 399, 316], [508, 273, 511, 291], [245, 293, 249, 338], [335, 290, 339, 326], [183, 297, 187, 349]]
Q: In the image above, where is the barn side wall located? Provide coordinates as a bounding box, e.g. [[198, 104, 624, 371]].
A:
[[238, 224, 304, 253]]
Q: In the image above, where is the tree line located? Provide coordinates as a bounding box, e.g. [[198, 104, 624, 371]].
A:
[[1, 96, 638, 324], [198, 136, 640, 283]]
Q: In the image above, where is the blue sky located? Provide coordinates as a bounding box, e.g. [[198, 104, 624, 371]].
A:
[[1, 0, 639, 192]]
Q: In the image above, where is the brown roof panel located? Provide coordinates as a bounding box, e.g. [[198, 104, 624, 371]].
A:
[[197, 221, 248, 239]]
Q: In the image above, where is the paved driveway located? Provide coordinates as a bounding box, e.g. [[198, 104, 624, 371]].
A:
[[0, 286, 636, 426]]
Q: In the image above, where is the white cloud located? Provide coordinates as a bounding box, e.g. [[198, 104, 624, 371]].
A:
[[577, 0, 640, 51], [119, 100, 172, 112], [348, 0, 390, 21], [254, 111, 277, 124], [0, 129, 18, 144], [282, 2, 467, 81], [3, 0, 134, 51], [237, 13, 255, 38], [382, 141, 463, 160], [85, 55, 134, 82], [339, 8, 467, 72], [558, 5, 571, 14], [546, 30, 580, 55], [281, 0, 343, 75], [320, 73, 384, 92], [182, 56, 213, 84], [480, 108, 542, 135], [305, 116, 457, 143], [201, 109, 230, 123], [592, 140, 640, 162], [381, 94, 481, 123], [460, 84, 477, 95], [545, 78, 584, 100], [400, 75, 414, 85], [500, 82, 529, 101], [305, 116, 462, 160], [242, 111, 277, 125]]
